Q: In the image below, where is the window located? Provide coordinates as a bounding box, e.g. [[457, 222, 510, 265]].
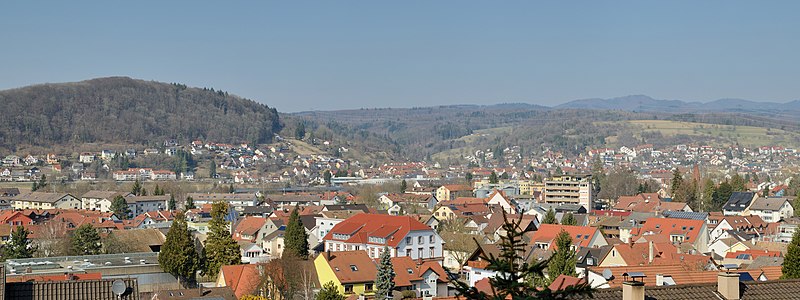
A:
[[344, 285, 353, 293], [429, 247, 435, 257], [365, 283, 373, 291], [587, 257, 595, 265], [406, 248, 412, 256], [429, 235, 435, 243], [406, 237, 412, 245], [418, 236, 424, 244], [418, 248, 424, 258], [350, 265, 358, 271]]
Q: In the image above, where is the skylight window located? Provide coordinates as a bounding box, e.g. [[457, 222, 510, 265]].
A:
[[350, 265, 358, 271], [407, 268, 414, 274]]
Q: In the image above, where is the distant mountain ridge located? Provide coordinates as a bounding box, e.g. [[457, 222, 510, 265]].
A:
[[555, 95, 800, 113]]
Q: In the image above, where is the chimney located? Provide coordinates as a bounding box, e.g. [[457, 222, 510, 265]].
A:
[[717, 272, 740, 300], [622, 281, 645, 300], [648, 241, 654, 264], [655, 274, 664, 286]]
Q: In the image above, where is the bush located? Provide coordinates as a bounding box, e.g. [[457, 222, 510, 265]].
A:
[[401, 290, 417, 299]]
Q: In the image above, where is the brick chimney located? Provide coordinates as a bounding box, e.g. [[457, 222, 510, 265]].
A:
[[717, 272, 740, 300], [648, 241, 654, 264], [622, 281, 645, 300]]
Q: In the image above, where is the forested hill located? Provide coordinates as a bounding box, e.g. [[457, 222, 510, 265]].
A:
[[0, 77, 281, 151]]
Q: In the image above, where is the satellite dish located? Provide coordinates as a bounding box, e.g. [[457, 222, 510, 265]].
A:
[[111, 280, 127, 296], [602, 269, 614, 280]]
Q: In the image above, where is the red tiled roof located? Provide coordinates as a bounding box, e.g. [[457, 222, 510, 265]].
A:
[[548, 274, 584, 291], [528, 224, 601, 250], [725, 249, 782, 259], [323, 214, 433, 247], [220, 264, 261, 298], [234, 217, 267, 241], [631, 217, 705, 245], [319, 251, 377, 284]]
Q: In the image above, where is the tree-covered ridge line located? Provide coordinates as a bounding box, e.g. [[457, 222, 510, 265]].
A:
[[0, 77, 282, 151]]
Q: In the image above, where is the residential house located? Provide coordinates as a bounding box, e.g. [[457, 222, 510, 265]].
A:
[[614, 193, 692, 213], [81, 190, 130, 212], [436, 184, 473, 201], [11, 192, 81, 210], [314, 250, 377, 296], [322, 214, 443, 260], [629, 217, 709, 254], [216, 264, 262, 299], [187, 193, 260, 210], [723, 192, 757, 216], [599, 241, 713, 269], [124, 195, 169, 216], [527, 224, 607, 251], [390, 256, 450, 297], [748, 197, 794, 222]]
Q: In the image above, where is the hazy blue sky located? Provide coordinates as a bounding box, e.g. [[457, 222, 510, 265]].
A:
[[2, 1, 799, 112]]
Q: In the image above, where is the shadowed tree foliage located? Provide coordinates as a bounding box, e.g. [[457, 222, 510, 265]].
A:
[[283, 206, 309, 259], [159, 212, 201, 285], [316, 281, 346, 300], [542, 208, 557, 224], [203, 201, 241, 277], [71, 224, 102, 255], [452, 213, 592, 300], [375, 246, 396, 300], [784, 228, 800, 279], [0, 77, 281, 150], [3, 226, 36, 260], [560, 213, 577, 226], [547, 230, 578, 283], [110, 195, 131, 220]]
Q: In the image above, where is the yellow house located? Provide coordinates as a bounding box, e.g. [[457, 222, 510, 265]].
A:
[[435, 184, 472, 201], [315, 250, 377, 296], [433, 205, 457, 220]]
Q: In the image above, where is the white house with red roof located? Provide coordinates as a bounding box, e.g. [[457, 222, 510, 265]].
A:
[[527, 224, 607, 251], [630, 217, 709, 254], [322, 213, 443, 260]]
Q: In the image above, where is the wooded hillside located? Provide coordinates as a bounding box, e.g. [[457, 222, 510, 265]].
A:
[[0, 77, 281, 151]]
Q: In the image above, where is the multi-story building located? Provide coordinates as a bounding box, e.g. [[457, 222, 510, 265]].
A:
[[543, 174, 593, 210], [187, 193, 260, 209], [81, 190, 130, 212], [11, 192, 81, 210], [322, 214, 443, 260]]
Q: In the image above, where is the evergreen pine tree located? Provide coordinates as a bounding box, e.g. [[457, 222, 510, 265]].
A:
[[375, 246, 396, 300], [547, 230, 578, 282], [228, 184, 235, 193], [671, 168, 683, 197], [489, 171, 499, 184], [168, 194, 176, 210], [110, 195, 132, 219], [283, 206, 309, 259], [465, 172, 473, 184], [3, 226, 36, 259], [400, 180, 407, 193], [561, 213, 577, 226], [794, 194, 800, 217], [38, 174, 47, 191], [209, 160, 217, 179], [159, 212, 200, 284], [132, 179, 142, 195], [111, 195, 131, 220], [452, 213, 592, 299], [203, 201, 241, 277], [783, 228, 800, 279], [323, 170, 332, 184], [186, 196, 196, 209], [71, 224, 102, 255], [31, 181, 38, 192], [542, 208, 557, 224], [316, 281, 346, 300]]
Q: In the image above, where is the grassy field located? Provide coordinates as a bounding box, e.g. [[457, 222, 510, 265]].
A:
[[623, 120, 800, 148], [286, 138, 325, 155], [432, 126, 514, 161]]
